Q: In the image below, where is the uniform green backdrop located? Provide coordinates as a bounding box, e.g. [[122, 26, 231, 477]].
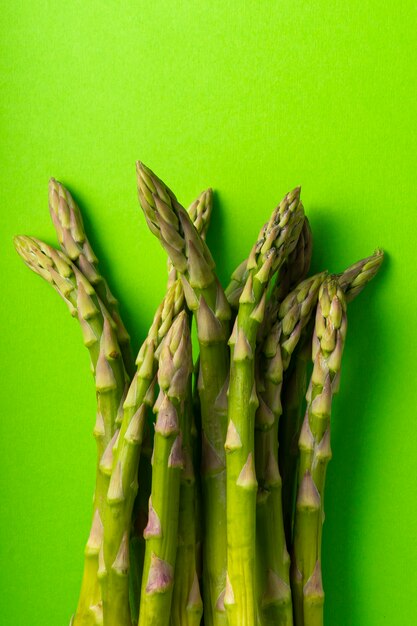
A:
[[1, 2, 416, 624]]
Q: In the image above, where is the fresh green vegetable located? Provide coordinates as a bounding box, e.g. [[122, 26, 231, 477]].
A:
[[13, 236, 127, 626], [99, 278, 183, 626], [292, 277, 347, 626], [138, 311, 193, 626], [130, 186, 212, 624], [225, 188, 304, 626], [170, 380, 203, 626], [15, 168, 384, 626], [255, 272, 326, 626], [136, 162, 231, 626], [225, 216, 311, 316], [280, 248, 385, 549]]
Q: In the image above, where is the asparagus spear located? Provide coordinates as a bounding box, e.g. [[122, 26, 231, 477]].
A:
[[14, 236, 127, 626], [49, 178, 134, 375], [279, 248, 385, 548], [292, 277, 347, 626], [255, 272, 326, 626], [136, 161, 231, 626], [103, 187, 210, 625], [129, 423, 153, 626], [169, 190, 212, 626], [191, 359, 204, 595], [225, 189, 304, 626], [138, 311, 193, 626], [100, 279, 184, 626], [129, 188, 211, 623], [280, 326, 313, 551], [170, 380, 203, 626]]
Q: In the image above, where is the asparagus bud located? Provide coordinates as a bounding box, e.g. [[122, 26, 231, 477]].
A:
[[338, 248, 384, 302], [225, 213, 312, 313], [49, 179, 133, 374]]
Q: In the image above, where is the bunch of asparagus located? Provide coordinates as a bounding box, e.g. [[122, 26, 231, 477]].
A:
[[14, 164, 383, 626]]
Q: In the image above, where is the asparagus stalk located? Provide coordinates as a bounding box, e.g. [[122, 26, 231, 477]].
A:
[[138, 311, 193, 626], [170, 380, 203, 626], [191, 361, 204, 588], [142, 180, 211, 623], [128, 186, 212, 623], [100, 279, 184, 626], [225, 189, 305, 626], [292, 278, 347, 626], [280, 248, 385, 548], [169, 192, 210, 626], [255, 272, 326, 626], [14, 236, 127, 626], [136, 161, 231, 626], [129, 421, 153, 626], [102, 186, 210, 625], [280, 326, 313, 550], [49, 178, 134, 375]]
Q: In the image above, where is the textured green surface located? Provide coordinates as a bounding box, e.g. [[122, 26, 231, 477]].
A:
[[1, 2, 416, 625]]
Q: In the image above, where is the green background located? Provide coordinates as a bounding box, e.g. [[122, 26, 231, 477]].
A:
[[1, 1, 416, 624]]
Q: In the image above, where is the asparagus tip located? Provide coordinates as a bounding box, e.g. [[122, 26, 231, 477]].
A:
[[13, 234, 33, 258]]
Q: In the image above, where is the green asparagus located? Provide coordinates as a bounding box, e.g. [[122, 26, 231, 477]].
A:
[[100, 279, 184, 626], [225, 188, 304, 626], [280, 325, 314, 550], [337, 248, 384, 302], [138, 311, 193, 626], [170, 380, 203, 626], [280, 248, 385, 549], [14, 167, 385, 626], [129, 425, 153, 625], [255, 272, 326, 626], [14, 236, 127, 626], [129, 186, 211, 623], [169, 190, 212, 626], [292, 277, 347, 626], [136, 161, 231, 626]]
